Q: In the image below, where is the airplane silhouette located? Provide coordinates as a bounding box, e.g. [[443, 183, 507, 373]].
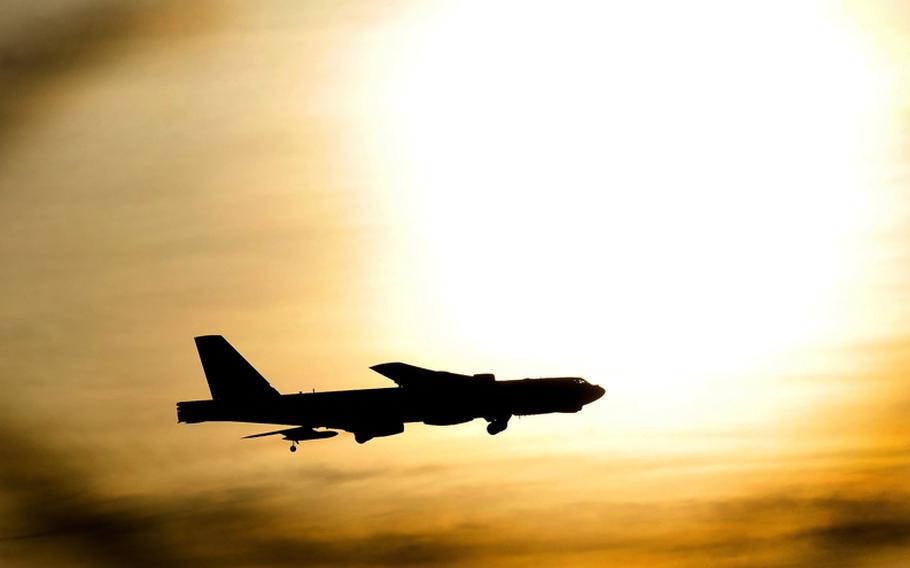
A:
[[177, 335, 605, 452]]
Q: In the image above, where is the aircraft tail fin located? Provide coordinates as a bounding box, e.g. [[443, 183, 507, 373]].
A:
[[194, 335, 280, 400]]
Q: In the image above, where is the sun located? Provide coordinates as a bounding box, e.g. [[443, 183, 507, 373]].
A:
[[363, 1, 890, 428]]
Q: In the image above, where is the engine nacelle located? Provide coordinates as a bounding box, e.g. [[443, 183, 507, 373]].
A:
[[423, 415, 473, 426], [472, 373, 495, 382], [353, 422, 404, 444], [281, 427, 338, 441]]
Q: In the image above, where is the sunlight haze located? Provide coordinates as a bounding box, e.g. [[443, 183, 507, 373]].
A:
[[1, 1, 909, 566]]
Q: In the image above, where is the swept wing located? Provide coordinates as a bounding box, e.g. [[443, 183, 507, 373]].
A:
[[369, 362, 494, 389]]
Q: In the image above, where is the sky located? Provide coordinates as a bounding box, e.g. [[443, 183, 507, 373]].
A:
[[1, 1, 910, 566]]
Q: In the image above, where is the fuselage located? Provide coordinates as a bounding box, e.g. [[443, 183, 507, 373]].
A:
[[177, 377, 604, 432]]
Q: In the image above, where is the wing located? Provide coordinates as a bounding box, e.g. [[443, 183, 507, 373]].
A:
[[370, 362, 494, 388], [243, 426, 338, 441]]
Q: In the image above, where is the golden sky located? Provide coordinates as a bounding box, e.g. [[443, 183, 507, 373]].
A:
[[1, 1, 910, 566]]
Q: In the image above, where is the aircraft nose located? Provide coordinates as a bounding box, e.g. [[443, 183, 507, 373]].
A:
[[588, 384, 605, 402]]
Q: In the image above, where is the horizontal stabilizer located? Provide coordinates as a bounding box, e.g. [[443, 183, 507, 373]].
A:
[[243, 427, 338, 441]]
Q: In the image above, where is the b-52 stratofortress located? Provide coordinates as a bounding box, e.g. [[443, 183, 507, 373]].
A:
[[177, 335, 605, 452]]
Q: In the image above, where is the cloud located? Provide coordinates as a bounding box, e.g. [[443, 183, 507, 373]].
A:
[[3, 411, 910, 568], [0, 1, 215, 148], [0, 416, 488, 567], [795, 497, 910, 566], [620, 493, 910, 567], [0, 419, 192, 567]]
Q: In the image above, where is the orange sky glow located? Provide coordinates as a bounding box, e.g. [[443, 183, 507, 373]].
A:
[[1, 1, 909, 566]]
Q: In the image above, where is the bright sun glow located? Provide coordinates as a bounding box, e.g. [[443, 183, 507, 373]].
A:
[[368, 1, 889, 426]]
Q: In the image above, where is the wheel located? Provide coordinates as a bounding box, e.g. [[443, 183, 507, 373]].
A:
[[289, 444, 297, 453], [487, 420, 507, 435]]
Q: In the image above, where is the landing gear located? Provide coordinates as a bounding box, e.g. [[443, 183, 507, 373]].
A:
[[486, 416, 510, 435], [289, 442, 298, 453]]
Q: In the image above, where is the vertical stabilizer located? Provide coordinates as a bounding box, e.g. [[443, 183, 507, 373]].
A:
[[194, 335, 280, 400]]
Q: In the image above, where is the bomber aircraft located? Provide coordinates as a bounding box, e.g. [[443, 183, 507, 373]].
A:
[[177, 335, 605, 452]]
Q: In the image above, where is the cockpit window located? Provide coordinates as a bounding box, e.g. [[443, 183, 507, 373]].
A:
[[573, 378, 588, 384]]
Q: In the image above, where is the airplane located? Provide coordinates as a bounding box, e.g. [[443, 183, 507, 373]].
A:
[[177, 335, 605, 452]]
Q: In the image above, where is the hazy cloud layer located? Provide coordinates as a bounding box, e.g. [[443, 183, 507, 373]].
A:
[[2, 416, 909, 568], [0, 1, 216, 148]]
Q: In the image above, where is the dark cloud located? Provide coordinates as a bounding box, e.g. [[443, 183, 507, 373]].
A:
[[0, 416, 484, 567], [0, 1, 215, 150], [3, 411, 910, 568], [237, 532, 473, 566], [633, 493, 910, 567], [796, 497, 910, 565], [0, 419, 192, 567]]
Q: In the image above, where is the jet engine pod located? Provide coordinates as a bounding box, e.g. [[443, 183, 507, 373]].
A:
[[423, 414, 473, 426], [353, 422, 404, 444], [472, 373, 495, 382], [281, 427, 339, 441]]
